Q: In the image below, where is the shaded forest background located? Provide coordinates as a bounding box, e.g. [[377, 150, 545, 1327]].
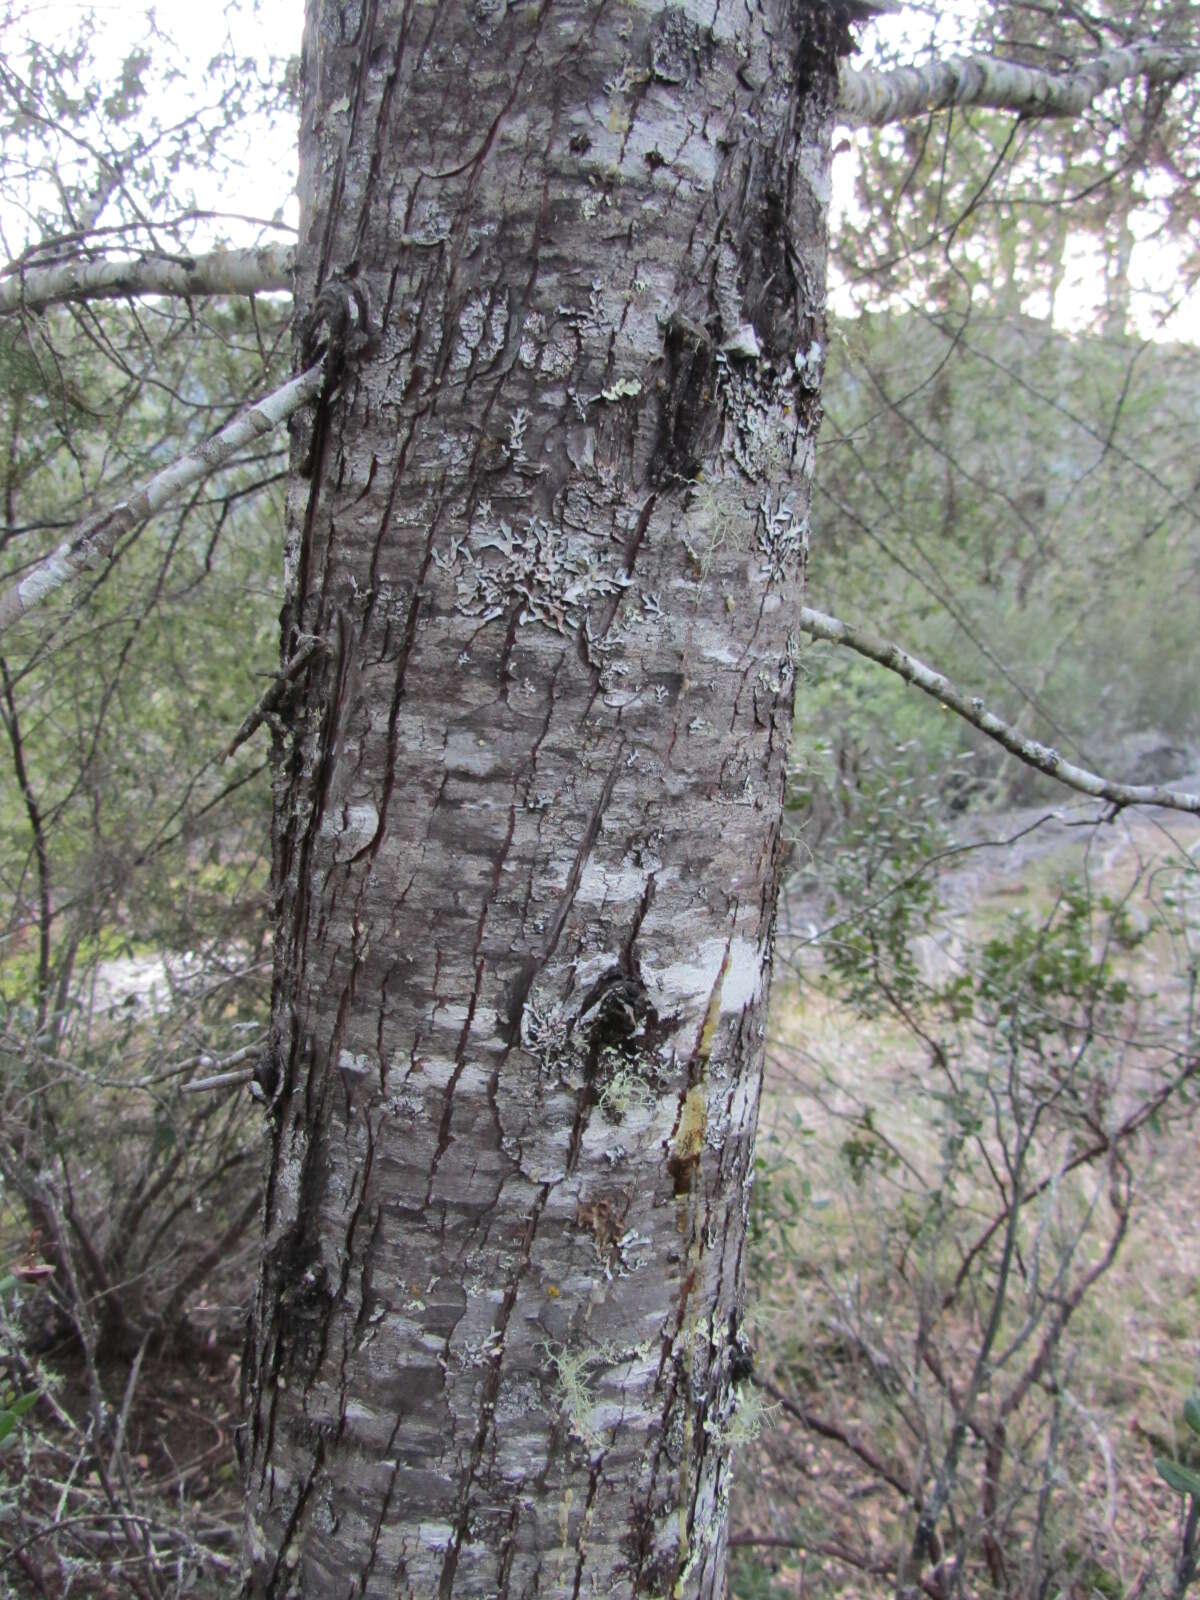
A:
[[0, 1, 1197, 1595]]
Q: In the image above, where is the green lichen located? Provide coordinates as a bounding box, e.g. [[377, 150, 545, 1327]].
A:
[[722, 1383, 776, 1450], [543, 1341, 618, 1447], [597, 1059, 654, 1120]]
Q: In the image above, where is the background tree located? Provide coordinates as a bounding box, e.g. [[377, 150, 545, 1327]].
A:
[[0, 10, 298, 1592], [813, 0, 1200, 822]]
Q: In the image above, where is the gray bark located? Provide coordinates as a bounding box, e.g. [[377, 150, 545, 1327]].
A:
[[243, 3, 843, 1595]]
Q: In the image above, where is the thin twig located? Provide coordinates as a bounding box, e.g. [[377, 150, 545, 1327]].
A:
[[0, 364, 324, 634], [797, 605, 1200, 815], [755, 1375, 913, 1500], [221, 635, 325, 760], [108, 1331, 150, 1485], [179, 1067, 255, 1095]]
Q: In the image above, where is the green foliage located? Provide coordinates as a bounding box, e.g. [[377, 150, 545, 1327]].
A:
[[974, 882, 1145, 1046], [0, 1276, 38, 1448], [0, 0, 294, 1401], [817, 740, 949, 1014], [0, 295, 284, 1349], [1157, 1397, 1200, 1498], [0, 289, 289, 987], [0, 12, 295, 1582], [0, 1, 295, 239], [1155, 1394, 1200, 1600], [730, 1550, 794, 1599], [749, 1112, 813, 1258], [837, 4, 1200, 335], [838, 1106, 899, 1187], [0, 1387, 37, 1447], [1159, 1458, 1200, 1500]]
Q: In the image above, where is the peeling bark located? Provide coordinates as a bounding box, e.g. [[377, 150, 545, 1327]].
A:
[[243, 4, 843, 1595]]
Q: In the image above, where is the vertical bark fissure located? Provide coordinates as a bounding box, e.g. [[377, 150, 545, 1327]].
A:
[[246, 2, 845, 1594], [441, 1173, 560, 1595]]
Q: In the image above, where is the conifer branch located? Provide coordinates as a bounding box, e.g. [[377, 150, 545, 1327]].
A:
[[0, 233, 443, 315], [0, 364, 324, 635], [839, 38, 1200, 127], [797, 605, 1200, 815], [0, 242, 294, 315]]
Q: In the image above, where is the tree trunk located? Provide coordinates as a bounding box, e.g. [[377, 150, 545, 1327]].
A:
[[243, 3, 843, 1595]]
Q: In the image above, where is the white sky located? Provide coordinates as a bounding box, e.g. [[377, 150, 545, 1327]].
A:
[[11, 0, 1199, 345]]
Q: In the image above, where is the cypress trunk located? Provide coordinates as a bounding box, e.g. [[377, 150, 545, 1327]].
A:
[[244, 3, 844, 1594]]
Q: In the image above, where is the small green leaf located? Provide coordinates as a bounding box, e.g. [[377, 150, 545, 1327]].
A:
[[1156, 1457, 1200, 1499], [0, 1391, 37, 1446], [1183, 1398, 1200, 1438]]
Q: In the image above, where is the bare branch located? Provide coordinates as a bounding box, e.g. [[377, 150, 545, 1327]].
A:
[[0, 243, 294, 315], [839, 39, 1200, 127], [0, 363, 324, 635], [221, 636, 326, 761], [0, 231, 444, 315], [756, 1375, 914, 1501], [796, 604, 1200, 815], [179, 1068, 256, 1095]]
